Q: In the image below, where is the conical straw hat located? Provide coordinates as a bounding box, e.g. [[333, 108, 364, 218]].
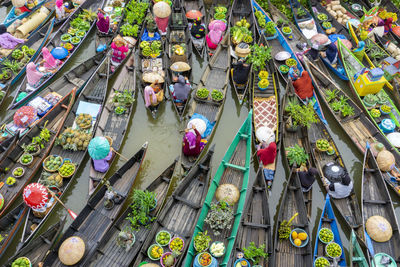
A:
[[58, 236, 85, 265], [12, 0, 25, 8], [153, 1, 171, 19], [142, 72, 165, 83], [170, 61, 191, 72], [366, 215, 393, 242]]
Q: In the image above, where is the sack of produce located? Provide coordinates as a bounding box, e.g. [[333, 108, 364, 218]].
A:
[[387, 132, 400, 148], [215, 184, 239, 205], [376, 150, 395, 171], [58, 236, 86, 265], [366, 215, 392, 242]]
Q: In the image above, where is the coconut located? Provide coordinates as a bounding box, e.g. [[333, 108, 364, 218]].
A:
[[366, 216, 392, 242], [215, 184, 240, 205], [376, 150, 395, 171]]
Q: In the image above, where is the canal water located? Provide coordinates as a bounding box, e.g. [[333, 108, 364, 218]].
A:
[[0, 4, 399, 265]]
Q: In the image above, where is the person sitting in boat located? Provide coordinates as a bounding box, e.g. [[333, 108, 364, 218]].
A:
[[321, 42, 338, 66], [290, 67, 314, 100], [14, 0, 37, 15], [0, 24, 25, 52], [26, 62, 52, 89], [190, 17, 205, 39], [111, 35, 129, 66], [231, 60, 250, 86], [96, 8, 110, 34], [182, 124, 203, 157], [306, 43, 320, 61], [40, 47, 62, 70], [55, 0, 65, 19], [144, 80, 163, 107], [206, 20, 226, 50], [257, 141, 277, 188], [64, 0, 75, 12], [297, 165, 318, 192], [170, 75, 191, 104], [325, 173, 353, 199], [93, 150, 113, 173]]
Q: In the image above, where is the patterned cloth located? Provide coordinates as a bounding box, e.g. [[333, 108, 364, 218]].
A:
[[253, 96, 277, 130]]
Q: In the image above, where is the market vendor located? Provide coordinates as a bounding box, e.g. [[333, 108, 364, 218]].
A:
[[0, 24, 25, 50], [231, 60, 250, 85], [26, 62, 52, 88], [324, 173, 353, 199], [257, 141, 277, 187], [321, 42, 338, 65], [206, 20, 225, 50], [96, 8, 110, 34], [182, 124, 203, 157], [40, 47, 61, 70], [170, 75, 191, 104], [93, 150, 113, 173], [111, 35, 129, 66], [144, 80, 163, 107], [290, 67, 314, 100], [298, 166, 318, 192], [190, 18, 205, 39], [55, 0, 65, 19]]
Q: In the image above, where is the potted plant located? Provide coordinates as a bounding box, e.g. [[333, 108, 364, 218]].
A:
[[6, 177, 16, 187], [194, 231, 212, 252], [246, 44, 272, 71], [297, 7, 307, 19], [161, 250, 181, 267], [204, 201, 234, 236], [340, 104, 355, 118], [363, 94, 378, 107], [325, 89, 338, 103], [376, 90, 389, 104], [13, 167, 24, 178], [276, 18, 286, 28], [285, 144, 308, 166], [258, 79, 270, 90], [285, 102, 318, 130], [264, 21, 277, 40], [211, 89, 224, 102], [2, 59, 21, 75], [0, 69, 12, 82], [196, 88, 209, 100], [127, 189, 156, 230], [330, 100, 343, 114], [116, 226, 136, 251], [242, 242, 268, 266]]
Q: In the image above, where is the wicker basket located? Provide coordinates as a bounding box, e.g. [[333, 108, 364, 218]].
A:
[[43, 155, 63, 172]]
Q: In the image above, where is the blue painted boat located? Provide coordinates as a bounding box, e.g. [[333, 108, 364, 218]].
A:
[[289, 0, 349, 81], [2, 0, 46, 27], [252, 0, 327, 124], [314, 194, 347, 266]]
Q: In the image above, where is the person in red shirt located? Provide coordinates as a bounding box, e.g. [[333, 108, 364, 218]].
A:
[[257, 142, 277, 187], [290, 67, 314, 99]]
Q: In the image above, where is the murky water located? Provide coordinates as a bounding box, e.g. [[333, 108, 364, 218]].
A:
[[0, 4, 399, 265]]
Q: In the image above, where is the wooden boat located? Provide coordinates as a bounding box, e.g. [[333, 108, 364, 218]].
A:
[[5, 217, 66, 267], [251, 35, 280, 189], [2, 0, 46, 27], [180, 33, 230, 170], [165, 0, 193, 121], [304, 57, 400, 198], [182, 0, 206, 56], [289, 0, 321, 39], [0, 51, 107, 147], [184, 111, 252, 267], [206, 0, 230, 59], [350, 230, 369, 267], [253, 2, 326, 123], [0, 134, 19, 165], [0, 91, 75, 258], [281, 81, 314, 219], [88, 52, 136, 196], [338, 39, 400, 158], [362, 144, 400, 264], [43, 142, 148, 266], [133, 147, 214, 266], [314, 195, 347, 266], [15, 57, 109, 253], [229, 0, 257, 104], [9, 0, 106, 110], [272, 168, 312, 266], [307, 97, 364, 240], [0, 19, 54, 108], [0, 88, 75, 217], [86, 158, 180, 266], [227, 167, 272, 266]]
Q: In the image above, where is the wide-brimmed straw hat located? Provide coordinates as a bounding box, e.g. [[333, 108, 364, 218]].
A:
[[142, 72, 165, 83], [170, 61, 191, 72], [366, 215, 393, 242], [153, 1, 171, 18], [58, 236, 85, 265]]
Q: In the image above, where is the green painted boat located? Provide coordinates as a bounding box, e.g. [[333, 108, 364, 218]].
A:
[[338, 39, 400, 157], [350, 230, 369, 267], [183, 110, 253, 267]]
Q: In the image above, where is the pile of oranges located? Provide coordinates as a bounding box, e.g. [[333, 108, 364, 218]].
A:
[[292, 231, 308, 247]]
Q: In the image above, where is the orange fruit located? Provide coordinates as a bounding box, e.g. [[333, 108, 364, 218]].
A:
[[291, 231, 298, 240], [294, 238, 302, 247], [298, 232, 308, 241]]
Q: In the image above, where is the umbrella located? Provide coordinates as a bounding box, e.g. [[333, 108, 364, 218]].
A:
[[186, 10, 203, 20], [51, 47, 69, 60], [153, 1, 171, 18], [13, 106, 37, 128], [208, 20, 226, 32], [88, 136, 110, 160], [58, 236, 86, 265], [23, 183, 49, 210], [11, 0, 25, 8], [142, 72, 165, 83], [170, 61, 191, 72]]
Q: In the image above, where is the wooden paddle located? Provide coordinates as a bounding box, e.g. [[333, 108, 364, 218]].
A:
[[47, 188, 77, 219]]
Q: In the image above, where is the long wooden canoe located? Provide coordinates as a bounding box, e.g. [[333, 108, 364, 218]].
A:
[[2, 0, 46, 27], [272, 167, 313, 266], [43, 142, 148, 266], [5, 217, 66, 267], [88, 53, 136, 196], [252, 1, 327, 124], [350, 230, 369, 267], [251, 35, 280, 189], [307, 99, 364, 240], [362, 144, 400, 264], [132, 147, 214, 266], [181, 33, 230, 171], [229, 0, 257, 104], [15, 57, 109, 253], [166, 0, 194, 121], [314, 195, 347, 266], [0, 88, 75, 257], [281, 80, 314, 219], [304, 57, 400, 198], [227, 167, 272, 266], [206, 0, 230, 59], [87, 158, 180, 266], [9, 0, 106, 110], [184, 111, 252, 267], [182, 0, 207, 56]]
